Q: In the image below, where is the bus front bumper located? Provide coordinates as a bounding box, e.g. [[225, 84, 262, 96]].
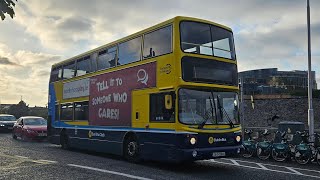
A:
[[176, 145, 242, 162]]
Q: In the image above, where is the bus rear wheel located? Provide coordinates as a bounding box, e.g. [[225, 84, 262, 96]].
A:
[[124, 136, 140, 163], [60, 132, 69, 150]]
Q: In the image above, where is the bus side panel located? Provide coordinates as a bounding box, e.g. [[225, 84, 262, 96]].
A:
[[62, 128, 125, 156]]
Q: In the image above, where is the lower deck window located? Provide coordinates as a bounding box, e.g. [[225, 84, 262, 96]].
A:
[[60, 103, 73, 121], [74, 101, 89, 121]]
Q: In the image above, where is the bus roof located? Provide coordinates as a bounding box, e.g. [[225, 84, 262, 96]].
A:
[[52, 16, 232, 68]]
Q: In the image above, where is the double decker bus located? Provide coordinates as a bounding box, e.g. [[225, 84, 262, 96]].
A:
[[48, 16, 242, 162]]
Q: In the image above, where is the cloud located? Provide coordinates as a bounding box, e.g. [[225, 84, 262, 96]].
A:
[[1, 0, 320, 106], [0, 48, 62, 106], [0, 56, 18, 66]]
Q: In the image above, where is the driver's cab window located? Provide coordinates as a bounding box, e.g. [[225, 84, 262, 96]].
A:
[[150, 92, 175, 122]]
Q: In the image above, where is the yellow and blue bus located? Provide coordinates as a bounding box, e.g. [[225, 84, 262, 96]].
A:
[[48, 16, 242, 162]]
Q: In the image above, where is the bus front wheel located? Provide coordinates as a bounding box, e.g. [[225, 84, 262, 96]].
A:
[[124, 135, 140, 163]]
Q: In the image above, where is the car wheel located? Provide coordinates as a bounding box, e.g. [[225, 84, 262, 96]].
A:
[[22, 134, 28, 141], [12, 133, 17, 140]]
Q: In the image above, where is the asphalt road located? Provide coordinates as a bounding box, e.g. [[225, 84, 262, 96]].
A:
[[0, 132, 319, 180]]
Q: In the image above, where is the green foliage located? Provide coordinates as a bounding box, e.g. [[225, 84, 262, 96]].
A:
[[0, 0, 17, 21], [7, 100, 29, 118]]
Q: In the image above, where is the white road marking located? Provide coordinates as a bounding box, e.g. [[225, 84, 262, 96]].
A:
[[68, 164, 153, 180], [256, 163, 268, 170], [209, 159, 320, 179], [286, 167, 303, 175], [15, 155, 29, 159], [36, 159, 58, 164], [223, 158, 320, 174], [230, 159, 240, 165]]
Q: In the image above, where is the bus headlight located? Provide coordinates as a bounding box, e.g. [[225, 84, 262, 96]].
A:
[[190, 137, 197, 145], [236, 135, 241, 142]]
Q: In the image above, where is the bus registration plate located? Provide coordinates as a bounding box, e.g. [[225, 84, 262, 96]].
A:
[[212, 152, 225, 158]]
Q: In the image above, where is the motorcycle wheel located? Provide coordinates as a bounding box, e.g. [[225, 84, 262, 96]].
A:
[[257, 147, 270, 160], [271, 148, 287, 162], [294, 149, 310, 165]]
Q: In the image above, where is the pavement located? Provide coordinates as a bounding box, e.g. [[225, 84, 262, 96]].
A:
[[0, 132, 319, 180]]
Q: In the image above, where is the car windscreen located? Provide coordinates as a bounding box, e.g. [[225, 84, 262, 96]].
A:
[[0, 116, 16, 121], [24, 118, 47, 125]]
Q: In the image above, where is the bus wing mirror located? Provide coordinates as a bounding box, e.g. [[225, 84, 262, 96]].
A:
[[165, 95, 173, 110]]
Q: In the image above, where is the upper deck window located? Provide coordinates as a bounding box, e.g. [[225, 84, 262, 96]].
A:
[[143, 25, 172, 59], [50, 66, 62, 82], [97, 46, 117, 71], [62, 61, 76, 79], [180, 21, 235, 60], [118, 36, 141, 65], [76, 56, 91, 76]]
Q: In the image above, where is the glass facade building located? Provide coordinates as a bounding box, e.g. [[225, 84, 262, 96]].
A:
[[239, 68, 317, 95]]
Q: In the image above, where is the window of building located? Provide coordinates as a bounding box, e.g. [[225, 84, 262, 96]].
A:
[[97, 46, 117, 70], [118, 36, 141, 65], [143, 25, 172, 59], [74, 101, 89, 121], [60, 103, 73, 121], [76, 56, 91, 76], [150, 92, 175, 122], [62, 61, 76, 79]]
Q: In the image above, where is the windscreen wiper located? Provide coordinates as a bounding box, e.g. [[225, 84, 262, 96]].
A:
[[198, 92, 217, 129], [198, 96, 212, 129], [216, 95, 234, 128]]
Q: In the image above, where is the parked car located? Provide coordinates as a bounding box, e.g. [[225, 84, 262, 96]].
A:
[[0, 114, 17, 132], [12, 116, 47, 141]]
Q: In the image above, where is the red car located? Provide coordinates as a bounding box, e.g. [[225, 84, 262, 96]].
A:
[[12, 116, 47, 141]]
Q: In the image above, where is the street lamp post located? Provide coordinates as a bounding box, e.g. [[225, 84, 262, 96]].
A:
[[307, 0, 314, 142]]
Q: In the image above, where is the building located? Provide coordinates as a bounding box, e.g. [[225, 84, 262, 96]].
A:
[[239, 68, 317, 95]]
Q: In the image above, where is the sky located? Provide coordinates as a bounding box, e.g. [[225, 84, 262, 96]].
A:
[[0, 0, 319, 106]]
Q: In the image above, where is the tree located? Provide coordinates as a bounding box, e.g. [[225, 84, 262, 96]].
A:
[[7, 100, 29, 118], [0, 0, 17, 21]]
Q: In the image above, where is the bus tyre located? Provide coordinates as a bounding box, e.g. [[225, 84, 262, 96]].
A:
[[60, 133, 69, 150], [124, 136, 140, 163]]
